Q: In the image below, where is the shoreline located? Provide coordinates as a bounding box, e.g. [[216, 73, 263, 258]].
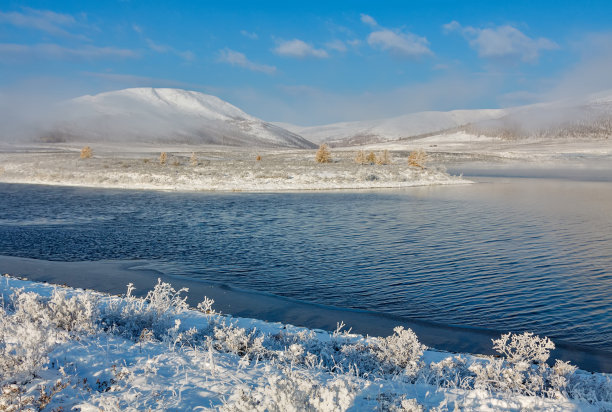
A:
[[2, 254, 610, 374]]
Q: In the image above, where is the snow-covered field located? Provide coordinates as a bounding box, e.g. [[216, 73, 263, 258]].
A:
[[0, 146, 466, 192], [1, 275, 611, 411]]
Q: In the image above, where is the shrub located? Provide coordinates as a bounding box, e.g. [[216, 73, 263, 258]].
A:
[[407, 150, 427, 168], [80, 146, 93, 159], [256, 155, 262, 161], [315, 144, 332, 163], [100, 279, 189, 339], [365, 152, 376, 164], [159, 152, 167, 165], [470, 332, 579, 398], [190, 152, 198, 166]]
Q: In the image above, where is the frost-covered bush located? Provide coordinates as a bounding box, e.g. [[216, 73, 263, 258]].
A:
[[1, 288, 98, 382], [469, 332, 584, 399], [492, 332, 554, 365], [100, 279, 189, 339], [221, 366, 360, 412], [213, 321, 265, 357], [376, 327, 425, 376]]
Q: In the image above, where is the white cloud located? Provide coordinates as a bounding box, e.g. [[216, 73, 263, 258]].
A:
[[145, 39, 194, 61], [217, 48, 276, 75], [0, 43, 138, 61], [0, 7, 89, 40], [367, 29, 432, 57], [273, 39, 328, 59], [240, 30, 258, 40], [445, 21, 558, 62], [325, 39, 347, 53], [360, 13, 377, 27], [145, 38, 169, 53]]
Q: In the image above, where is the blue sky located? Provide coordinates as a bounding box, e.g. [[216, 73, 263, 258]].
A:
[[1, 0, 612, 125]]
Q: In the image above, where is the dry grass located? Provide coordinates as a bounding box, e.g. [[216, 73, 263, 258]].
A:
[[408, 149, 427, 168], [315, 144, 332, 163], [159, 152, 167, 165], [80, 146, 92, 159]]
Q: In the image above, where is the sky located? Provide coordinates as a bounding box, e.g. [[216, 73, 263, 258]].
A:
[[1, 0, 612, 125]]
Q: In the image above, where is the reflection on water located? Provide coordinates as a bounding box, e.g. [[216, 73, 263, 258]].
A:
[[0, 179, 611, 352]]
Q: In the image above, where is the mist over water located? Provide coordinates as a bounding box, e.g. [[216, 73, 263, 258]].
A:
[[0, 178, 611, 353]]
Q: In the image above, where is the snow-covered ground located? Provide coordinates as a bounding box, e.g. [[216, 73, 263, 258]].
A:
[[1, 275, 610, 411], [0, 146, 466, 192]]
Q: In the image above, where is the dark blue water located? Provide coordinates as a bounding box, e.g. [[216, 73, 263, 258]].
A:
[[0, 179, 611, 353]]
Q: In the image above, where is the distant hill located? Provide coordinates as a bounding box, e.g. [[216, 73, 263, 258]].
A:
[[39, 88, 316, 149]]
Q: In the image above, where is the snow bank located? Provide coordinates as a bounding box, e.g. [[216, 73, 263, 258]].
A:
[[1, 275, 610, 411], [0, 148, 467, 192]]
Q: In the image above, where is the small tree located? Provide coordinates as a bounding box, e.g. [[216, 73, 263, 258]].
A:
[[355, 150, 366, 165], [366, 151, 376, 164], [376, 150, 391, 165], [315, 144, 332, 163], [80, 146, 92, 159], [408, 149, 427, 169], [159, 152, 167, 165]]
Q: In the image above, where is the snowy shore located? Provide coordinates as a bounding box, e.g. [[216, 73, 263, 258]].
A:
[[0, 146, 466, 192], [1, 275, 610, 411]]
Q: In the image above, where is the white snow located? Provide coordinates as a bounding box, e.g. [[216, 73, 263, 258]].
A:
[[1, 275, 609, 411]]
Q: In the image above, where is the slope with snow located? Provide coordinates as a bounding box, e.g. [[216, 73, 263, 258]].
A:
[[40, 88, 316, 149], [1, 275, 610, 411]]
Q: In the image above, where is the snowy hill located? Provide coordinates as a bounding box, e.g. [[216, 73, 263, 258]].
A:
[[277, 109, 507, 146], [40, 88, 316, 149], [278, 90, 612, 146]]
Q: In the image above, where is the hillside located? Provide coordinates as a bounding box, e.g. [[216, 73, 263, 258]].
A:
[[39, 88, 316, 149]]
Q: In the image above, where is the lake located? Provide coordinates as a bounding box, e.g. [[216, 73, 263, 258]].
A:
[[0, 173, 610, 364]]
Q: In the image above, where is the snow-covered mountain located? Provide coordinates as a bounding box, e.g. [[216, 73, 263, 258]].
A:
[[40, 88, 316, 149], [276, 109, 507, 146]]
